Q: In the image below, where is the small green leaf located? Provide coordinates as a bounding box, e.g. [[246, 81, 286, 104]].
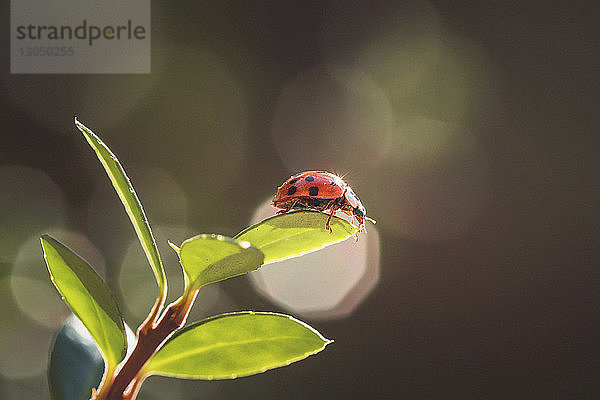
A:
[[234, 211, 357, 264], [143, 312, 332, 379], [74, 118, 166, 302], [177, 234, 264, 289], [41, 234, 126, 371]]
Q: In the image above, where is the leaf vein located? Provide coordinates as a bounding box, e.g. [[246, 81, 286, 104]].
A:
[[149, 335, 311, 370]]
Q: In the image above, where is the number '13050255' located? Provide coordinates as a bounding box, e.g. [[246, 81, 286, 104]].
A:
[[18, 46, 74, 56]]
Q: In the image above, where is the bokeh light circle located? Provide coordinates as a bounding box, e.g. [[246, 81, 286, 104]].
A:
[[271, 64, 393, 176], [248, 199, 380, 319]]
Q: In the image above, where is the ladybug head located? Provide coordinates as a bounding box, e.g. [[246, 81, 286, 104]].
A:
[[353, 204, 365, 218], [353, 204, 366, 221], [353, 204, 376, 233]]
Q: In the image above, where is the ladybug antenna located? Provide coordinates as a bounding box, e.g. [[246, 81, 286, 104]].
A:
[[365, 216, 377, 224]]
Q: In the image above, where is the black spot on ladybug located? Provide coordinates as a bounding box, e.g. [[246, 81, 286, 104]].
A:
[[308, 186, 319, 196], [305, 176, 315, 182], [288, 178, 298, 184], [287, 186, 297, 195]]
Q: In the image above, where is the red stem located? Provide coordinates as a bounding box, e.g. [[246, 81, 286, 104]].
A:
[[103, 290, 197, 400]]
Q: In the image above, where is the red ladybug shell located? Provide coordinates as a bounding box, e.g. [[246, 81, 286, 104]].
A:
[[273, 171, 347, 203], [272, 170, 371, 233]]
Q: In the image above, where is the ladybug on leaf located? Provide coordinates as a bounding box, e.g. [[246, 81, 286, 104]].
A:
[[272, 170, 375, 234]]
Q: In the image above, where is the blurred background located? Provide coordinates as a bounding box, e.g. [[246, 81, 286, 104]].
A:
[[0, 1, 597, 399]]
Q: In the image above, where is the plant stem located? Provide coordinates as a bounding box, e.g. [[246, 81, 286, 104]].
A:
[[103, 290, 198, 400], [122, 373, 146, 400], [137, 295, 165, 335]]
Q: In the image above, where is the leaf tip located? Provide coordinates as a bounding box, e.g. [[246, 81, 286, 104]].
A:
[[168, 240, 181, 253], [74, 117, 85, 130], [40, 234, 55, 254]]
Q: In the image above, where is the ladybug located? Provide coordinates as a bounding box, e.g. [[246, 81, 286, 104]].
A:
[[272, 170, 375, 233]]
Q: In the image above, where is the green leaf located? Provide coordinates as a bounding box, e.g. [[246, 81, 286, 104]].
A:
[[74, 118, 166, 301], [143, 312, 332, 379], [234, 211, 357, 264], [177, 234, 264, 289], [41, 234, 127, 371]]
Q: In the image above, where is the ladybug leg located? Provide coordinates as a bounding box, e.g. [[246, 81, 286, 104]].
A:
[[324, 199, 341, 233], [276, 206, 290, 215], [325, 208, 334, 233], [276, 200, 298, 215]]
